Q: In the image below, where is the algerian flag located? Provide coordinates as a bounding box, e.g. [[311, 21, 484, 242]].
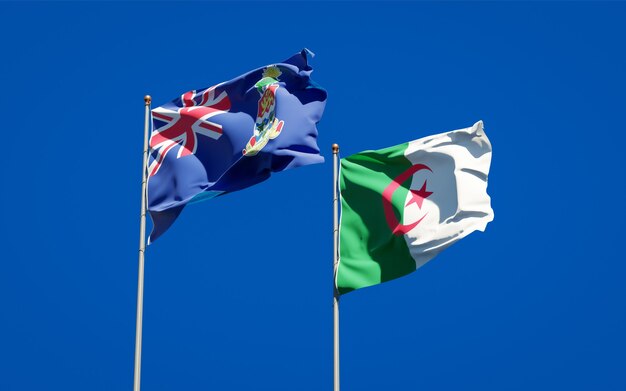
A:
[[336, 121, 493, 295]]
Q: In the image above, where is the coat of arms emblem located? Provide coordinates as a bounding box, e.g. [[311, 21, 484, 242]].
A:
[[242, 66, 285, 156]]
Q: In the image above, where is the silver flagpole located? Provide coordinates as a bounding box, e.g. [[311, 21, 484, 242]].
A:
[[332, 143, 340, 391], [134, 95, 151, 391]]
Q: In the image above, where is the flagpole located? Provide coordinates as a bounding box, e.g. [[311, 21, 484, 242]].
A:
[[134, 95, 151, 391], [332, 143, 340, 391]]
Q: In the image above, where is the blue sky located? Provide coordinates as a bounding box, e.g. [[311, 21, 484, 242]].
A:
[[1, 2, 625, 390]]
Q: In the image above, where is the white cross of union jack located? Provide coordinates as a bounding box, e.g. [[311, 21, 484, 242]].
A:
[[149, 86, 231, 177]]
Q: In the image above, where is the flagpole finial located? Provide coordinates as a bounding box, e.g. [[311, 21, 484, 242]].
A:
[[144, 95, 151, 105], [332, 144, 339, 154]]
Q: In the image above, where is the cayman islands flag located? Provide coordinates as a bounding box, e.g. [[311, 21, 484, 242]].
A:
[[147, 50, 327, 243]]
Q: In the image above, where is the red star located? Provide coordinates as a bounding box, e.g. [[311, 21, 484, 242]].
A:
[[405, 180, 433, 209]]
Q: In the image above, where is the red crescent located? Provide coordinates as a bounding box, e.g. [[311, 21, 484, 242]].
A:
[[382, 164, 432, 236]]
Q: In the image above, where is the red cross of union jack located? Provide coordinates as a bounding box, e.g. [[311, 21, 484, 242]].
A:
[[149, 86, 231, 177]]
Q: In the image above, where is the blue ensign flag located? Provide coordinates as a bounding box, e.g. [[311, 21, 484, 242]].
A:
[[147, 50, 327, 243]]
